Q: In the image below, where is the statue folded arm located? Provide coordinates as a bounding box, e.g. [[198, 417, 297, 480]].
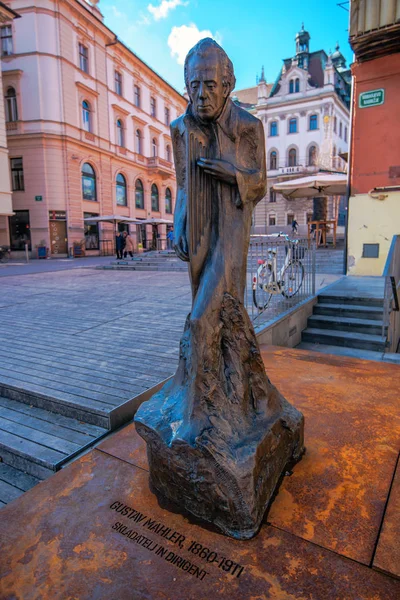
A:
[[235, 118, 267, 207], [171, 118, 189, 262]]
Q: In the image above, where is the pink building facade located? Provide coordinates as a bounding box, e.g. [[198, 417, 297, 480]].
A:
[[1, 0, 187, 256]]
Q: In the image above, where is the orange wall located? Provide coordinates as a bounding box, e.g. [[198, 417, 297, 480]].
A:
[[350, 53, 400, 194]]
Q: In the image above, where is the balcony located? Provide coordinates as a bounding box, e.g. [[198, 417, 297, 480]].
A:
[[6, 121, 19, 133], [146, 156, 174, 179], [273, 164, 320, 176]]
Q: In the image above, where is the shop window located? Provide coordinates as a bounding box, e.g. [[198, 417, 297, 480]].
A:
[[9, 210, 31, 250], [5, 87, 18, 122], [82, 100, 91, 132], [116, 173, 127, 206], [165, 187, 172, 214], [10, 157, 24, 190], [1, 25, 13, 56], [79, 43, 89, 73], [82, 162, 96, 201], [151, 183, 159, 211], [135, 179, 144, 209], [84, 213, 99, 250]]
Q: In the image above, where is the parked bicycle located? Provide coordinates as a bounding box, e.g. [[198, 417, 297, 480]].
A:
[[0, 246, 10, 263], [252, 233, 306, 311]]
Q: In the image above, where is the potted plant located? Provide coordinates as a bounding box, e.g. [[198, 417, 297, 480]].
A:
[[73, 239, 86, 258], [36, 240, 47, 259]]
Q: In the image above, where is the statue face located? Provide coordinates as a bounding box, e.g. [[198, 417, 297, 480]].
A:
[[187, 51, 229, 122]]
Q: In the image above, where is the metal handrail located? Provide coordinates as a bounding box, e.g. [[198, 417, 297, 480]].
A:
[[382, 235, 400, 352]]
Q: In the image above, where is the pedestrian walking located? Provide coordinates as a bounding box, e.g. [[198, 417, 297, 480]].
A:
[[116, 232, 125, 259], [167, 227, 174, 250], [123, 231, 134, 259], [291, 219, 298, 235]]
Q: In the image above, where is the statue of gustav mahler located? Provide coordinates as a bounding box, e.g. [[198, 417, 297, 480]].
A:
[[135, 39, 304, 539]]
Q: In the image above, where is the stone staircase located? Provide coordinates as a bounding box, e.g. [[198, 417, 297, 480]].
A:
[[298, 276, 388, 361]]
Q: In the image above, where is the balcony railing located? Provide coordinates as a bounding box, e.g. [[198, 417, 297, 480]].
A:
[[147, 156, 174, 178]]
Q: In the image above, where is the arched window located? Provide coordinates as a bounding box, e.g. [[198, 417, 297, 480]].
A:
[[116, 173, 127, 206], [166, 145, 172, 162], [308, 145, 317, 166], [82, 100, 91, 132], [289, 118, 297, 134], [309, 114, 318, 130], [289, 79, 294, 94], [152, 138, 158, 158], [81, 163, 96, 201], [270, 151, 277, 170], [117, 119, 124, 147], [135, 179, 144, 209], [134, 85, 141, 108], [165, 187, 172, 214], [295, 78, 300, 92], [151, 184, 159, 211], [288, 148, 297, 167], [135, 129, 142, 154], [269, 121, 278, 137], [5, 87, 18, 122]]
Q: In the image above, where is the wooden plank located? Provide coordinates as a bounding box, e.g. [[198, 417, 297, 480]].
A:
[[0, 418, 81, 456], [0, 429, 65, 469], [0, 397, 106, 437], [0, 463, 40, 492], [0, 479, 24, 504]]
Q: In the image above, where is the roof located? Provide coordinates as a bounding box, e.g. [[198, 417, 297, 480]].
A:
[[0, 1, 20, 20], [231, 83, 273, 109]]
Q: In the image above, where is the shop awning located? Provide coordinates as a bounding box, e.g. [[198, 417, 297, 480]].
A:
[[272, 173, 347, 199]]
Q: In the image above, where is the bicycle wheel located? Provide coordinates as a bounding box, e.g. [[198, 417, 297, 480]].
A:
[[281, 261, 304, 298], [253, 267, 273, 310], [0, 253, 9, 263]]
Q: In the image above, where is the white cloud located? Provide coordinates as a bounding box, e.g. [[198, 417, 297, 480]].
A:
[[167, 23, 221, 65], [148, 0, 187, 21]]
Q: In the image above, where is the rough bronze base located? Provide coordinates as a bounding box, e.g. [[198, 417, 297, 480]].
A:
[[135, 389, 304, 540]]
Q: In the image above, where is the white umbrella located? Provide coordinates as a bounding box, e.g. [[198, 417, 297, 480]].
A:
[[83, 215, 132, 252], [272, 173, 347, 199], [132, 218, 174, 225]]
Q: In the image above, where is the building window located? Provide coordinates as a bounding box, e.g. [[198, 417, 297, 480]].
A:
[[362, 243, 379, 258], [309, 114, 318, 130], [295, 78, 300, 93], [339, 121, 343, 138], [269, 121, 278, 137], [152, 138, 158, 157], [333, 144, 336, 157], [269, 214, 276, 226], [165, 187, 172, 214], [333, 116, 337, 133], [135, 129, 142, 154], [9, 210, 31, 251], [79, 43, 89, 73], [115, 71, 122, 96], [82, 163, 96, 201], [288, 148, 297, 166], [1, 25, 13, 56], [165, 107, 170, 126], [287, 213, 295, 226], [166, 145, 172, 162], [10, 157, 24, 190], [269, 189, 276, 203], [289, 80, 294, 94], [84, 213, 99, 250], [308, 145, 317, 166], [135, 179, 144, 209], [270, 151, 277, 170], [116, 173, 127, 206], [150, 97, 156, 118], [289, 118, 297, 134], [82, 100, 91, 132], [151, 184, 159, 211], [344, 126, 348, 142], [134, 85, 141, 108], [117, 119, 124, 147], [307, 212, 313, 223], [5, 87, 18, 122]]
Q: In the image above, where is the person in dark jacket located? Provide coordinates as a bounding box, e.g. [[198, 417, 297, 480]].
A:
[[116, 232, 125, 259]]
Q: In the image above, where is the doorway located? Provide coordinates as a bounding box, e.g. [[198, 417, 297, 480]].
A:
[[49, 211, 67, 255]]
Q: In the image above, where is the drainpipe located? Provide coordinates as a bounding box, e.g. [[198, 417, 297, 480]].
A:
[[344, 66, 355, 276]]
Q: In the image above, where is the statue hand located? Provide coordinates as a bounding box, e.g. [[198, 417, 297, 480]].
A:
[[174, 232, 189, 262], [197, 158, 236, 185]]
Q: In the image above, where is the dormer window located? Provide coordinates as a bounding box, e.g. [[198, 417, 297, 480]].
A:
[[295, 78, 300, 93], [289, 80, 294, 94]]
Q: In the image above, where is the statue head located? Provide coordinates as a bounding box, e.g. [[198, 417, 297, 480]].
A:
[[184, 38, 236, 122]]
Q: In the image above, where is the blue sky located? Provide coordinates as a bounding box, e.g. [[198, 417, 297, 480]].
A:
[[99, 0, 352, 93]]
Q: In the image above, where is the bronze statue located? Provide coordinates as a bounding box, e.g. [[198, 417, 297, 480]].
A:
[[135, 39, 304, 539]]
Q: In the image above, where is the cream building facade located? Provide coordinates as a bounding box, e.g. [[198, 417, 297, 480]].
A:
[[1, 0, 187, 256], [234, 27, 351, 234], [0, 1, 19, 222]]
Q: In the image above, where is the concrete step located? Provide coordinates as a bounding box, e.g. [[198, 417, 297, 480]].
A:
[[296, 342, 385, 362], [313, 302, 384, 321], [0, 463, 41, 508], [0, 395, 107, 479], [99, 264, 187, 272], [318, 293, 384, 308], [308, 315, 384, 336], [302, 327, 386, 352]]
